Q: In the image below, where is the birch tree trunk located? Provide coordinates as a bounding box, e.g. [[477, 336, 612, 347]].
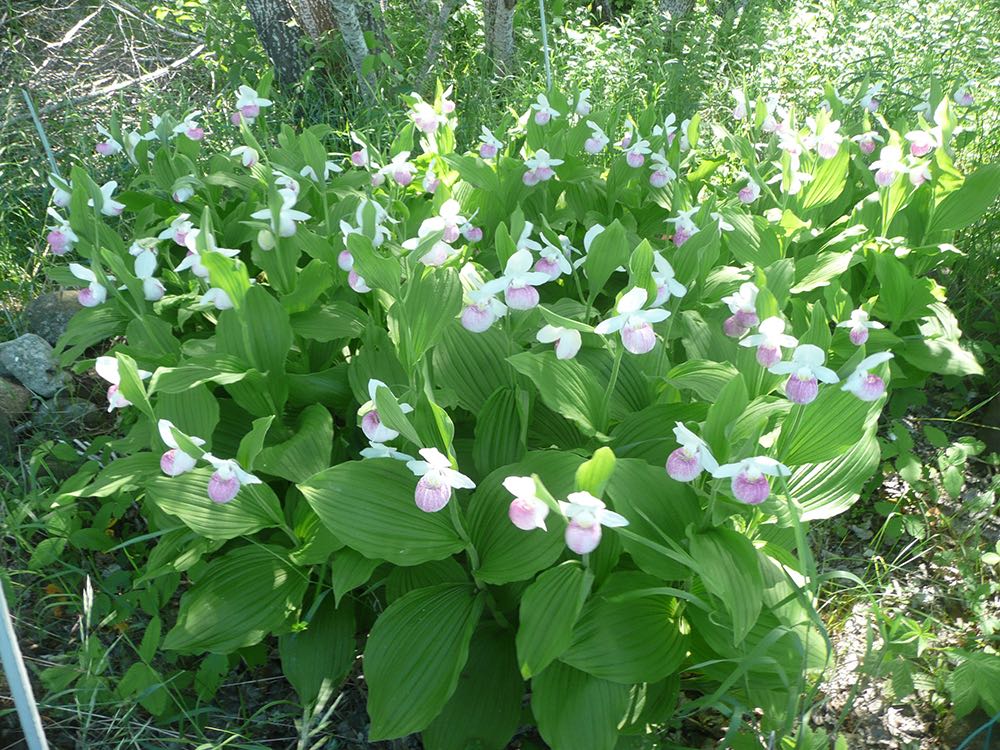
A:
[[246, 0, 307, 86], [485, 0, 517, 73], [658, 0, 694, 20], [296, 0, 338, 38], [329, 0, 378, 97], [417, 0, 459, 89]]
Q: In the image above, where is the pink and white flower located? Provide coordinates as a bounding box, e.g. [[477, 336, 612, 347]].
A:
[[379, 152, 417, 186], [406, 448, 476, 513], [479, 249, 550, 310], [360, 442, 414, 462], [649, 152, 676, 188], [738, 175, 761, 204], [348, 270, 371, 293], [651, 253, 686, 307], [584, 121, 610, 154], [203, 454, 262, 503], [870, 145, 907, 187], [769, 344, 839, 405], [739, 316, 798, 367], [852, 130, 884, 155], [731, 88, 754, 121], [531, 93, 561, 125], [198, 288, 233, 311], [535, 237, 573, 279], [359, 379, 413, 443], [837, 308, 884, 346], [235, 85, 272, 121], [158, 214, 194, 246], [69, 263, 111, 307], [804, 117, 843, 158], [409, 98, 447, 134], [173, 111, 205, 140], [174, 230, 240, 279], [45, 209, 78, 255], [157, 419, 205, 476], [49, 175, 71, 207], [905, 129, 939, 158], [666, 207, 700, 247], [479, 126, 503, 159], [94, 356, 150, 412], [537, 325, 582, 360], [841, 351, 893, 401], [652, 113, 678, 142], [722, 282, 760, 329], [350, 132, 369, 167], [300, 159, 343, 182], [594, 287, 669, 355], [230, 146, 258, 167], [87, 181, 125, 217], [134, 250, 165, 302], [859, 83, 883, 113], [908, 159, 931, 187], [250, 190, 310, 237], [575, 89, 592, 116], [666, 422, 719, 482], [559, 491, 628, 554], [623, 138, 651, 168], [523, 149, 563, 184], [712, 456, 790, 505], [95, 124, 122, 156], [954, 83, 975, 107], [504, 476, 550, 531]]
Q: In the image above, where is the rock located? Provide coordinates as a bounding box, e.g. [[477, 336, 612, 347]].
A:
[[0, 377, 32, 417], [0, 413, 15, 465], [0, 333, 66, 397], [32, 395, 101, 432], [21, 290, 81, 346]]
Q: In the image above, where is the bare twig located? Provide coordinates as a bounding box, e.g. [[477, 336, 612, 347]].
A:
[[45, 5, 102, 48], [106, 0, 204, 43]]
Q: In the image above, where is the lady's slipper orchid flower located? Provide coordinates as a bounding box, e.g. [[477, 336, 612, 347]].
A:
[[359, 379, 413, 443], [417, 240, 456, 267], [841, 351, 893, 401], [652, 112, 677, 141], [722, 282, 760, 332], [584, 121, 609, 154], [171, 178, 196, 203], [88, 181, 125, 217], [198, 287, 234, 311], [837, 308, 884, 346], [559, 491, 628, 555], [406, 448, 476, 513], [712, 456, 790, 505], [422, 168, 440, 195], [651, 253, 686, 306], [678, 118, 693, 151], [45, 209, 78, 256], [711, 212, 735, 233], [461, 289, 506, 332], [769, 344, 839, 404], [409, 98, 446, 134], [666, 207, 700, 247], [537, 325, 582, 360], [954, 83, 975, 107], [595, 287, 669, 355], [535, 237, 573, 279], [95, 125, 122, 156], [134, 250, 165, 302], [761, 94, 786, 133], [275, 174, 300, 194], [348, 270, 371, 293], [235, 85, 272, 121], [731, 88, 754, 121], [905, 130, 938, 158], [479, 126, 503, 158], [908, 159, 931, 187], [128, 238, 159, 257], [859, 82, 883, 113], [649, 152, 676, 188], [739, 316, 798, 367], [48, 175, 71, 207], [504, 476, 550, 531], [852, 130, 884, 155], [804, 117, 843, 159], [666, 422, 719, 482], [95, 356, 150, 412], [379, 152, 416, 186], [69, 263, 110, 307], [175, 231, 240, 279], [461, 221, 483, 243], [250, 191, 311, 238], [300, 160, 343, 182], [738, 175, 761, 204], [203, 454, 262, 504], [575, 89, 592, 116], [870, 145, 907, 187], [349, 132, 369, 167], [480, 249, 550, 310], [623, 138, 651, 168], [158, 419, 205, 476], [173, 111, 205, 140], [231, 145, 258, 167], [619, 121, 635, 149], [360, 442, 414, 462], [523, 149, 563, 184], [531, 94, 561, 125], [158, 214, 194, 246]]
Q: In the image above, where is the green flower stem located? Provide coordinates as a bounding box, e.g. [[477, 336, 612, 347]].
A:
[[602, 343, 624, 431]]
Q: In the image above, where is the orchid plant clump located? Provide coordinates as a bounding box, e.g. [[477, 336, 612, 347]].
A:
[[41, 74, 991, 748]]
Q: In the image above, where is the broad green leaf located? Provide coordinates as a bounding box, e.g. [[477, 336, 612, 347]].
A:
[[385, 557, 467, 602], [331, 547, 381, 605], [790, 251, 855, 293], [422, 624, 523, 750], [584, 220, 630, 302], [146, 469, 283, 540], [155, 386, 219, 451], [374, 384, 422, 447], [202, 251, 251, 310], [776, 380, 883, 465], [561, 571, 688, 683], [256, 404, 334, 482], [609, 403, 709, 465], [114, 352, 154, 421], [508, 351, 604, 436], [665, 359, 740, 401], [150, 355, 255, 394], [531, 661, 629, 750], [473, 387, 528, 476], [348, 234, 401, 295], [243, 285, 293, 377], [163, 545, 307, 653], [928, 165, 1000, 233], [517, 561, 593, 678], [117, 663, 167, 715], [279, 596, 356, 705], [785, 429, 880, 521], [290, 302, 367, 342], [872, 252, 935, 323], [236, 415, 273, 469], [298, 459, 465, 566], [702, 372, 749, 462], [394, 266, 463, 367], [800, 148, 849, 210], [689, 528, 763, 644], [432, 325, 513, 413], [364, 584, 484, 739]]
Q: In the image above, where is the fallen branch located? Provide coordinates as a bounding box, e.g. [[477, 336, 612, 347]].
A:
[[45, 5, 102, 48], [2, 43, 207, 128]]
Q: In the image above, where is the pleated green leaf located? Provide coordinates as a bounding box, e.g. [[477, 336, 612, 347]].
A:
[[508, 351, 604, 436], [516, 561, 593, 678], [785, 428, 880, 521], [531, 661, 629, 750], [473, 387, 528, 476], [331, 547, 382, 605], [689, 528, 763, 645], [432, 324, 513, 413], [279, 596, 356, 705]]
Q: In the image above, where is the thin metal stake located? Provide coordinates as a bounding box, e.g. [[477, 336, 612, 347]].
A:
[[21, 88, 61, 179], [538, 0, 552, 91], [0, 582, 49, 750]]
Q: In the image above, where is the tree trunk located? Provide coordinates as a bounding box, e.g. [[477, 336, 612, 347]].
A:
[[658, 0, 694, 20], [329, 0, 377, 97], [246, 0, 307, 86], [417, 0, 459, 90], [296, 0, 338, 38], [485, 0, 516, 74]]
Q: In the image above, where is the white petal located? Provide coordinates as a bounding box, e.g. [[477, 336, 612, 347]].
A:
[[94, 356, 121, 384], [536, 325, 562, 344], [503, 475, 537, 498], [617, 287, 648, 314], [594, 315, 625, 335], [598, 509, 629, 528], [69, 263, 96, 282], [711, 462, 742, 478]]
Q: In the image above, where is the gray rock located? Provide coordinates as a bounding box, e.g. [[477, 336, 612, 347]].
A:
[[22, 290, 81, 346], [0, 334, 66, 397], [0, 413, 15, 465], [32, 395, 100, 432], [0, 377, 32, 417]]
